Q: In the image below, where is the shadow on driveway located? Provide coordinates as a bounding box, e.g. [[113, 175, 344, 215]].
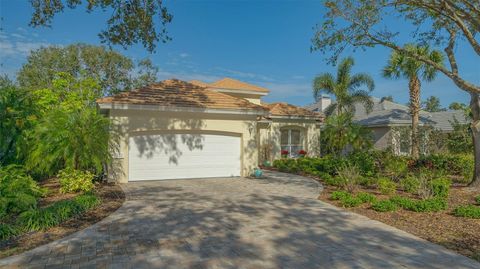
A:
[[0, 172, 478, 268]]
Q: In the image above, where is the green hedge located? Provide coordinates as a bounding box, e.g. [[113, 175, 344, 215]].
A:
[[272, 151, 473, 184]]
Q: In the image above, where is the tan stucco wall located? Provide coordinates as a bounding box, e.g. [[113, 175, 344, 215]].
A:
[[258, 119, 321, 163], [108, 109, 259, 183], [220, 92, 262, 105]]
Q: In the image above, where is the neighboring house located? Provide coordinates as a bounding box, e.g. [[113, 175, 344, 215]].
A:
[[306, 96, 469, 155], [97, 78, 322, 182]]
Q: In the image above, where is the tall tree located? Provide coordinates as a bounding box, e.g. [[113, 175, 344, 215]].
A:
[[313, 57, 375, 116], [423, 96, 444, 112], [0, 77, 36, 165], [312, 0, 480, 188], [17, 43, 158, 95], [449, 102, 468, 111], [29, 0, 172, 52], [383, 45, 444, 158], [25, 74, 114, 175]]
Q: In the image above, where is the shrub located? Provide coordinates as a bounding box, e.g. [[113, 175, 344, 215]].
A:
[[372, 200, 398, 212], [415, 154, 474, 183], [411, 198, 447, 212], [47, 200, 82, 222], [377, 178, 397, 195], [429, 177, 451, 198], [382, 155, 409, 180], [339, 195, 363, 207], [0, 165, 45, 218], [389, 196, 416, 210], [311, 155, 348, 176], [417, 172, 434, 199], [390, 196, 447, 212], [453, 205, 480, 219], [475, 195, 480, 205], [400, 176, 420, 193], [17, 194, 100, 232], [74, 194, 100, 210], [346, 151, 377, 176], [0, 223, 19, 240], [273, 158, 299, 173], [58, 168, 95, 193], [356, 192, 377, 204], [331, 191, 350, 201], [336, 164, 362, 192], [18, 208, 59, 231], [358, 177, 378, 188]]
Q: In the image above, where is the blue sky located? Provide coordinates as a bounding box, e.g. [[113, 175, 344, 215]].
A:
[[0, 0, 478, 107]]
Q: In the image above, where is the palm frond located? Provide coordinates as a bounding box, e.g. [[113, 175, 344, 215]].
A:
[[313, 73, 336, 100], [382, 51, 404, 79], [422, 49, 444, 81], [350, 90, 374, 114], [348, 73, 375, 92], [336, 57, 354, 86], [323, 103, 338, 117]]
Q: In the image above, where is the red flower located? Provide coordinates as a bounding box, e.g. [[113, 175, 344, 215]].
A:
[[281, 150, 289, 155], [298, 150, 307, 155]]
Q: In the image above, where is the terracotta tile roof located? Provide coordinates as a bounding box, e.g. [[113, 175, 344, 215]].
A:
[[188, 80, 210, 87], [264, 102, 323, 118], [192, 78, 270, 93], [96, 79, 267, 112]]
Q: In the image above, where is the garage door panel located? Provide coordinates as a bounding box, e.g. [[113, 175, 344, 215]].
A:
[[128, 134, 241, 181]]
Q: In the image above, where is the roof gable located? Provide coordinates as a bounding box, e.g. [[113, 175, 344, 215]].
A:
[[265, 102, 322, 118], [209, 78, 270, 93]]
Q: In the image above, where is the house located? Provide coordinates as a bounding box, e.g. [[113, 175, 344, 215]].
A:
[[97, 78, 322, 182], [306, 96, 469, 155]]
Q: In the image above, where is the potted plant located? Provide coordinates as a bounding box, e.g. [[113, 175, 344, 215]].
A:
[[298, 150, 307, 157], [281, 150, 289, 158]]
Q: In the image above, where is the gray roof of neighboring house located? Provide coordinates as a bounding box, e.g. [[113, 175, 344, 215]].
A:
[[306, 97, 469, 131], [427, 110, 469, 131]]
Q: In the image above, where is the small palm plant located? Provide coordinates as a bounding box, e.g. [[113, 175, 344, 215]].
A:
[[383, 45, 444, 158], [313, 57, 375, 116]]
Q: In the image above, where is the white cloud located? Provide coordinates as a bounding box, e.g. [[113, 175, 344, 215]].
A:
[[0, 31, 51, 59], [261, 81, 312, 99], [156, 68, 221, 83], [179, 52, 189, 58], [214, 67, 274, 82], [0, 39, 50, 58]]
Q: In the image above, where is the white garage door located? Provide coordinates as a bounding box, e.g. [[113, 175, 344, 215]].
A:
[[128, 133, 241, 181]]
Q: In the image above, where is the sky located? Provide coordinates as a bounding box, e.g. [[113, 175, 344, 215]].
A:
[[0, 0, 478, 107]]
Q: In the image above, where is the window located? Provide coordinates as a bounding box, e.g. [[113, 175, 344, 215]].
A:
[[280, 129, 303, 157]]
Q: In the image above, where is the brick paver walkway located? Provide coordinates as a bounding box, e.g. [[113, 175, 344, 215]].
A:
[[1, 171, 478, 268]]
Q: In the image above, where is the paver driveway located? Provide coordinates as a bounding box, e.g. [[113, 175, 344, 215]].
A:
[[1, 171, 479, 269]]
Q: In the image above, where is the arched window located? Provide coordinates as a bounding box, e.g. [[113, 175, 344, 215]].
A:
[[280, 128, 303, 157]]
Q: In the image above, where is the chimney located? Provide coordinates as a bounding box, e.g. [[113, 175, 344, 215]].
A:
[[318, 94, 331, 112]]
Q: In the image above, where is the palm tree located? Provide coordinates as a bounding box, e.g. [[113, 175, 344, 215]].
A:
[[313, 57, 375, 116], [383, 44, 444, 159]]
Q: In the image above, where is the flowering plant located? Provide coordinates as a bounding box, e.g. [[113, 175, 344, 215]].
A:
[[298, 150, 307, 156], [281, 150, 289, 156]]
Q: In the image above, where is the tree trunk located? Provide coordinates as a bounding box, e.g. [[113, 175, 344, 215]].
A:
[[469, 92, 480, 188], [409, 75, 421, 159]]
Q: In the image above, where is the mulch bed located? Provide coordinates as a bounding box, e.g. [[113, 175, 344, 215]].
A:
[[263, 167, 480, 261], [318, 184, 480, 261], [0, 180, 125, 259]]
